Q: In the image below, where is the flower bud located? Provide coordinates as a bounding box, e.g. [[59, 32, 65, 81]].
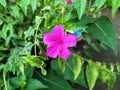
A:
[[66, 0, 73, 4]]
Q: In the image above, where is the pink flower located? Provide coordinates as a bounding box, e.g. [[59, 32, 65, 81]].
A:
[[66, 0, 73, 4], [43, 25, 77, 59]]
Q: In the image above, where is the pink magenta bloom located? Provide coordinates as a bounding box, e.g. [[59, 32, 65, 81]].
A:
[[66, 0, 73, 4], [43, 25, 77, 59]]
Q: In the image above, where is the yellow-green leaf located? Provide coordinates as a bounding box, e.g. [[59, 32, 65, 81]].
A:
[[72, 54, 82, 80], [107, 72, 117, 90], [24, 56, 44, 68], [112, 0, 120, 17], [58, 57, 66, 73], [86, 63, 98, 90]]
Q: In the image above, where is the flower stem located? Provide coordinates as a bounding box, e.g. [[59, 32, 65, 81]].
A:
[[34, 26, 39, 56], [3, 71, 8, 90]]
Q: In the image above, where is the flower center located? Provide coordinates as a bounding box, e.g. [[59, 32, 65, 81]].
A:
[[58, 39, 63, 44]]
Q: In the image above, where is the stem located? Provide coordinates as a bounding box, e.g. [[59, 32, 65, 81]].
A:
[[88, 0, 92, 10], [34, 26, 39, 56], [3, 71, 8, 90]]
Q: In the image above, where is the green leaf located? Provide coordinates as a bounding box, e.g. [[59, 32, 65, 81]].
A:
[[75, 0, 87, 20], [79, 16, 96, 26], [6, 79, 14, 90], [24, 26, 35, 39], [0, 46, 8, 51], [98, 65, 109, 83], [107, 72, 117, 90], [94, 0, 106, 9], [117, 63, 120, 73], [82, 33, 91, 44], [39, 44, 49, 60], [74, 67, 88, 88], [41, 68, 47, 76], [87, 16, 117, 55], [86, 63, 98, 90], [51, 57, 87, 88], [10, 77, 21, 89], [42, 69, 74, 90], [10, 5, 20, 18], [30, 0, 37, 13], [24, 67, 34, 78], [0, 25, 7, 40], [24, 56, 44, 68], [0, 18, 3, 25], [58, 57, 66, 73], [10, 74, 26, 89], [0, 0, 6, 8], [112, 0, 120, 17], [20, 0, 30, 16], [91, 43, 100, 52], [42, 6, 51, 11], [72, 54, 82, 80], [35, 16, 43, 26], [0, 78, 3, 87], [64, 10, 72, 22], [24, 79, 47, 90]]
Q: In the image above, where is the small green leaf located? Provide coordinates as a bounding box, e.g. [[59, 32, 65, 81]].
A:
[[24, 26, 35, 39], [91, 43, 100, 52], [58, 57, 66, 73], [86, 63, 99, 90], [117, 63, 120, 73], [112, 0, 120, 17], [64, 10, 72, 22], [0, 0, 6, 8], [30, 0, 37, 13], [0, 25, 7, 40], [42, 6, 51, 11], [41, 68, 47, 76], [0, 18, 3, 25], [24, 56, 44, 68], [0, 46, 8, 51], [107, 72, 117, 90], [72, 54, 82, 80], [98, 65, 109, 83], [75, 0, 87, 20], [39, 44, 49, 60], [10, 5, 20, 18], [94, 0, 106, 9], [19, 0, 30, 16], [82, 33, 91, 44], [24, 79, 47, 90], [24, 67, 34, 78], [35, 16, 43, 26]]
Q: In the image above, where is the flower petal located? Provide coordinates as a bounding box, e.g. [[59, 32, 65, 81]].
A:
[[52, 25, 64, 39], [66, 0, 73, 4], [63, 34, 77, 47], [43, 33, 56, 45], [46, 45, 59, 58], [59, 48, 71, 59]]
